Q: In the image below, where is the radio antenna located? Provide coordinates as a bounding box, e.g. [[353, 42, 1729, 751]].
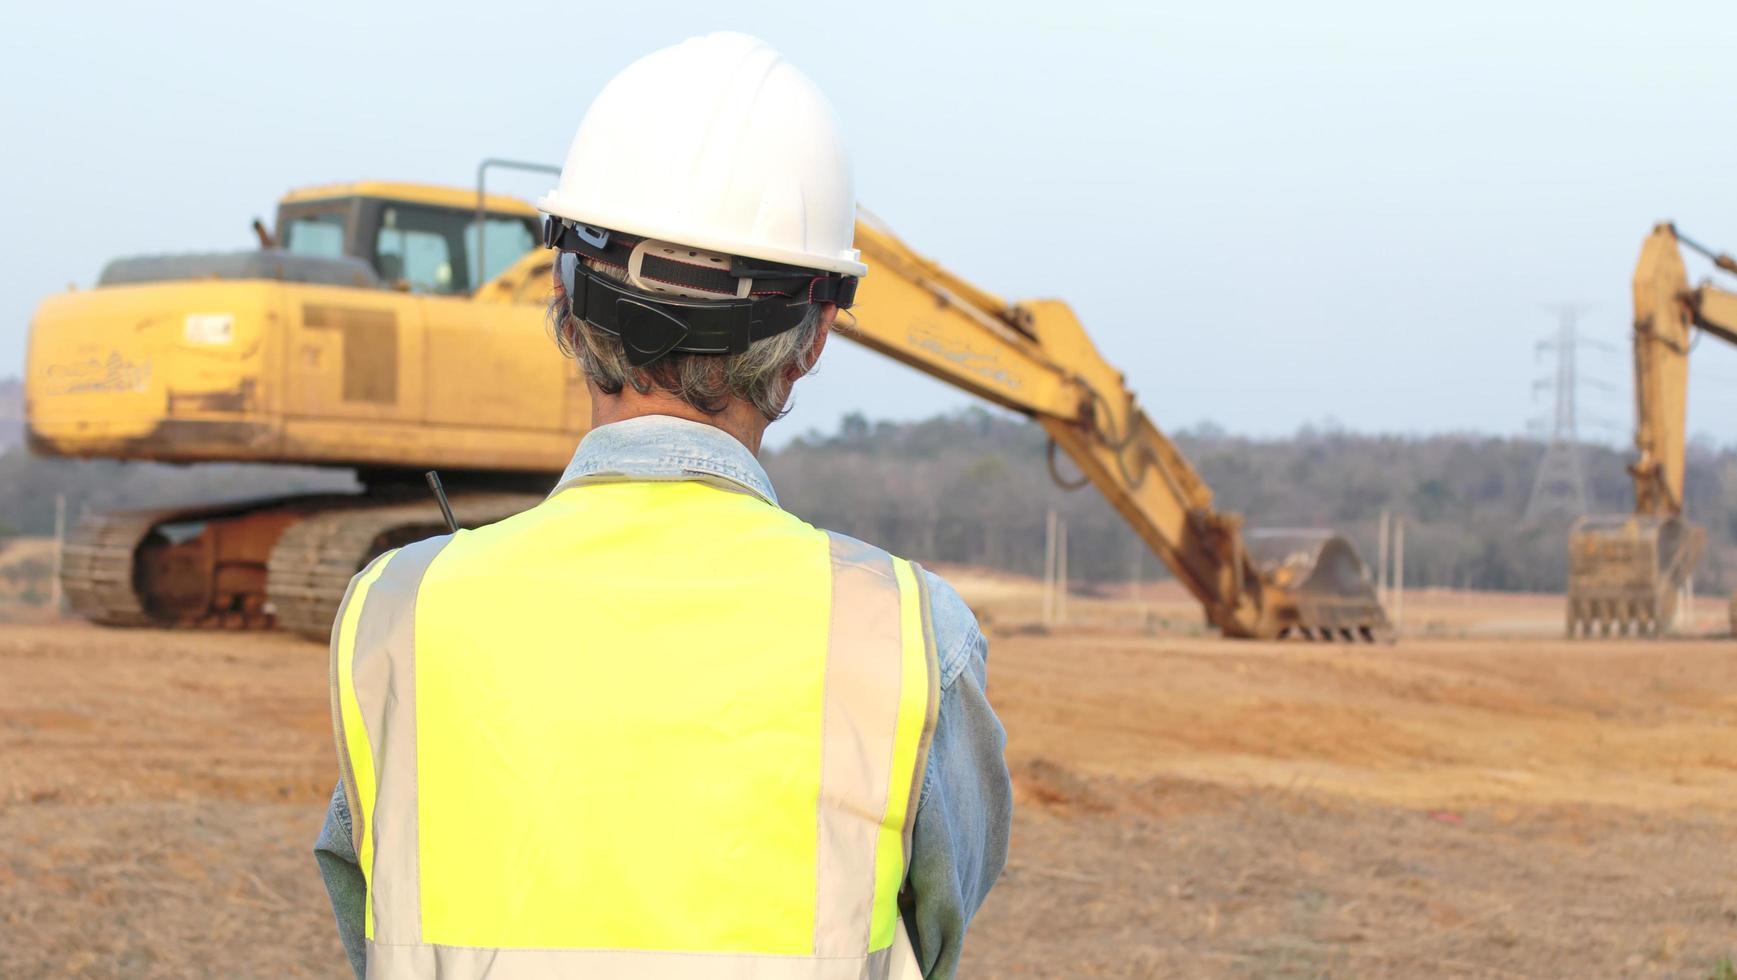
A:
[[424, 471, 459, 533]]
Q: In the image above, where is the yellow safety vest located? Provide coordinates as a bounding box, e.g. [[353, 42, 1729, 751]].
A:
[[330, 478, 939, 979]]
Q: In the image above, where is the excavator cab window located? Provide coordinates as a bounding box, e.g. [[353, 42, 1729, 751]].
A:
[[368, 202, 538, 296], [280, 208, 350, 260], [467, 216, 537, 285], [376, 205, 462, 294]]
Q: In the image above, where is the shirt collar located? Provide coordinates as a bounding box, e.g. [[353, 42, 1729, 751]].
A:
[[552, 415, 779, 506]]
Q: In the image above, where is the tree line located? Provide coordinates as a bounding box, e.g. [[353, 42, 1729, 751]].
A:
[[764, 410, 1737, 594], [1, 403, 1733, 594]]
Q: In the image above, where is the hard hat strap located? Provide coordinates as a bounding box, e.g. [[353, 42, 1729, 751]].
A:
[[544, 217, 857, 308], [557, 251, 815, 367]]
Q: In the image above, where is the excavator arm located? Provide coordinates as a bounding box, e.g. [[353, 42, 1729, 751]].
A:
[[1630, 223, 1737, 517], [481, 208, 1388, 638], [845, 216, 1387, 639], [1568, 223, 1736, 639]]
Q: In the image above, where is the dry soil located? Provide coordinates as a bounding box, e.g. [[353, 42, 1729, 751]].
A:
[[2, 576, 1735, 978]]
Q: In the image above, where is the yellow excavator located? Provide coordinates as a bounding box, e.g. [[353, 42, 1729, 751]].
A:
[[25, 167, 1388, 641], [1567, 223, 1737, 637]]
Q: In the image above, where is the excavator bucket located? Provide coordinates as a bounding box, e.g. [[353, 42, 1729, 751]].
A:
[[1244, 530, 1390, 640], [1566, 514, 1703, 638]]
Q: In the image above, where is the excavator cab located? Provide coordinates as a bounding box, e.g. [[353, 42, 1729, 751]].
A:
[[90, 183, 544, 298], [273, 183, 541, 295]]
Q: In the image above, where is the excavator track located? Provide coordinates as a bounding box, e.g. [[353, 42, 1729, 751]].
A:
[[60, 495, 351, 630], [61, 507, 173, 627], [59, 490, 542, 636], [267, 491, 542, 639]]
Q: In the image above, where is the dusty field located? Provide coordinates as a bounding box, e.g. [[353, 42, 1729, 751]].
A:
[[2, 579, 1736, 978], [0, 537, 55, 616]]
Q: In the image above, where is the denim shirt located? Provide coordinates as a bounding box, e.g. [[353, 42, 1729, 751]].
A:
[[314, 415, 1012, 979]]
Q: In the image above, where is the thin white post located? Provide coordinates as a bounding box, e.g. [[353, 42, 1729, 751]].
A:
[[50, 494, 65, 613], [1049, 517, 1063, 625], [1376, 509, 1390, 608], [1131, 537, 1145, 630], [1043, 509, 1057, 625], [1393, 517, 1405, 633]]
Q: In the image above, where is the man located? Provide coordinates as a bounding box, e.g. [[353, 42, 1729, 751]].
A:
[[314, 32, 1011, 980]]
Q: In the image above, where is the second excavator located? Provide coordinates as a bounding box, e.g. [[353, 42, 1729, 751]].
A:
[[1567, 223, 1737, 637], [25, 172, 1388, 641]]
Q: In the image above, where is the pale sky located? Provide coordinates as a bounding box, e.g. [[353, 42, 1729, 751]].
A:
[[4, 1, 1737, 447]]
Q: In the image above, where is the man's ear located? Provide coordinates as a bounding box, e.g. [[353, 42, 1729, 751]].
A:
[[794, 303, 835, 380]]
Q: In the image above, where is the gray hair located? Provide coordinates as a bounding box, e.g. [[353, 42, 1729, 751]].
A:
[[549, 260, 825, 421]]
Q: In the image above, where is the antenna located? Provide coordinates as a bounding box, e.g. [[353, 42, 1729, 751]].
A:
[[425, 471, 459, 533]]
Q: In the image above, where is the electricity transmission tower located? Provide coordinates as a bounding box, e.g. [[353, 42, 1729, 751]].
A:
[[1523, 306, 1613, 523]]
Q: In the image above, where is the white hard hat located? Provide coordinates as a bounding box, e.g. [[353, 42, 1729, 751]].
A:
[[539, 32, 866, 278]]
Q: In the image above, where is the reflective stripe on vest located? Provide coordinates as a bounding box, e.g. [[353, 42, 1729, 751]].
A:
[[330, 480, 940, 979]]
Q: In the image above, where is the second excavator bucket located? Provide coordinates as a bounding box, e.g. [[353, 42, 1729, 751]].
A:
[[1244, 529, 1391, 640], [1567, 514, 1704, 638]]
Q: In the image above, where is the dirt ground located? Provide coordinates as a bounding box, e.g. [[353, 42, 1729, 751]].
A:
[[2, 575, 1736, 978]]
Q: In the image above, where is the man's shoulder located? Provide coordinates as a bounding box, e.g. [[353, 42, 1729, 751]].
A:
[[917, 567, 985, 691], [819, 531, 984, 693]]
